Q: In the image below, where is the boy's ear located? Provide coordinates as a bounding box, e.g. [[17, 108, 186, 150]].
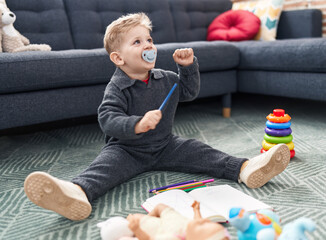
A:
[[110, 52, 124, 66]]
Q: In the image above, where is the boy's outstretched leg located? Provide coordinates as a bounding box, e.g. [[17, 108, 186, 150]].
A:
[[239, 144, 290, 188], [24, 171, 92, 221]]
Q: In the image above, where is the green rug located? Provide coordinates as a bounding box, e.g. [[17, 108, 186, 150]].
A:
[[1, 94, 325, 239]]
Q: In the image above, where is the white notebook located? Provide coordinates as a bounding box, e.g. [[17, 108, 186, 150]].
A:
[[142, 185, 272, 223]]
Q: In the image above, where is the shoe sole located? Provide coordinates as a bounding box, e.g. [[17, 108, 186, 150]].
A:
[[24, 172, 92, 221], [246, 144, 290, 188]]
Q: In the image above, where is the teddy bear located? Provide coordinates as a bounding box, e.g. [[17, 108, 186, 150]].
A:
[[0, 2, 51, 53]]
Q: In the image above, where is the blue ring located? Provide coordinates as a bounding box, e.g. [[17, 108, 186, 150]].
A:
[[266, 120, 291, 129], [265, 127, 292, 136]]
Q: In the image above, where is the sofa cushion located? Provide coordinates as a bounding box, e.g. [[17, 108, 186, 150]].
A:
[[0, 49, 114, 94], [238, 71, 326, 102], [207, 10, 261, 41], [168, 0, 232, 42], [277, 9, 323, 39], [155, 41, 239, 73], [233, 38, 326, 73], [232, 0, 284, 41], [0, 40, 239, 94], [6, 0, 74, 50], [155, 41, 239, 99], [64, 0, 177, 49]]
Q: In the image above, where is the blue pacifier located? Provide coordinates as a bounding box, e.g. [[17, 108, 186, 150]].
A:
[[142, 49, 157, 63]]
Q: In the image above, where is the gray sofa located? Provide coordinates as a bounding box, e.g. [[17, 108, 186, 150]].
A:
[[0, 0, 324, 131]]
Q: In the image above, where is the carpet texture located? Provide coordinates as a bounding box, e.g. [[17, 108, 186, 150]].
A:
[[1, 94, 325, 239]]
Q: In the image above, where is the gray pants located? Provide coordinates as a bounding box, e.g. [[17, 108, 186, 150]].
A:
[[72, 135, 247, 202]]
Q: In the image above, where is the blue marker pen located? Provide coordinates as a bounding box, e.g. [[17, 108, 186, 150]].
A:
[[159, 83, 178, 111]]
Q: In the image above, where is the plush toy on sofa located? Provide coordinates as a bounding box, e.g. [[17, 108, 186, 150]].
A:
[[0, 3, 51, 53]]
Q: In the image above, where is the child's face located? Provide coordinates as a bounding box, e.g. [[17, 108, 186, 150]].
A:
[[117, 25, 157, 76]]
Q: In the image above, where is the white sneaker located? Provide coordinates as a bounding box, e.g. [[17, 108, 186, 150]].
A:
[[24, 171, 92, 221], [240, 144, 290, 188]]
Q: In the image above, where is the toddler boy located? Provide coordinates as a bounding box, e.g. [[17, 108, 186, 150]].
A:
[[24, 13, 290, 221]]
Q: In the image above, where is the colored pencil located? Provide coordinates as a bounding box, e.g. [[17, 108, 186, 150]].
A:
[[157, 182, 205, 193], [149, 179, 214, 193], [159, 83, 177, 110], [157, 183, 205, 193], [163, 179, 214, 191], [158, 182, 204, 191], [184, 185, 207, 192], [201, 178, 214, 184], [149, 179, 196, 193], [178, 183, 206, 191]]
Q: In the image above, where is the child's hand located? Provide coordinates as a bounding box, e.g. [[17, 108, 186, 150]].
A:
[[173, 48, 194, 66], [127, 214, 140, 232], [135, 110, 162, 134], [191, 200, 200, 210]]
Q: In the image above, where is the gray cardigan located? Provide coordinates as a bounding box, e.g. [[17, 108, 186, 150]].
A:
[[98, 58, 200, 149]]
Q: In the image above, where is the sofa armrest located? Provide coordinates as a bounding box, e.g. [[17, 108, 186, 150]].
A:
[[277, 9, 322, 39]]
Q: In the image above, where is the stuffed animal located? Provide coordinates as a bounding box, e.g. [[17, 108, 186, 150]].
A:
[[278, 217, 316, 240], [229, 208, 282, 240], [97, 216, 137, 240], [229, 208, 316, 240], [0, 3, 51, 53]]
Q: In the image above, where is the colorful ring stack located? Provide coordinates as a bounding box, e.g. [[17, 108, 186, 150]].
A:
[[261, 109, 295, 158]]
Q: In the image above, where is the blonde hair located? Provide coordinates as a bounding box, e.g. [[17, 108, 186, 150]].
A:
[[104, 12, 152, 54]]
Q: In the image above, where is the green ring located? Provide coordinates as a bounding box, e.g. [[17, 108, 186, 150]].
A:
[[264, 134, 293, 144]]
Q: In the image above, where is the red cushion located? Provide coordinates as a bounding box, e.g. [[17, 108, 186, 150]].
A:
[[207, 10, 261, 41]]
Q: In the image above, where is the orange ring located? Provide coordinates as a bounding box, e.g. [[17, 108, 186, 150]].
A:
[[266, 114, 291, 123]]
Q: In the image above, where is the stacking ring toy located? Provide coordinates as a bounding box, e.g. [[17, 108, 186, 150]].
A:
[[261, 148, 296, 158], [262, 140, 295, 150], [265, 127, 292, 137], [266, 120, 291, 129], [266, 113, 291, 123], [264, 134, 293, 144]]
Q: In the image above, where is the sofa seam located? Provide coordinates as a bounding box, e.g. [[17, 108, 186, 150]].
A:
[[62, 0, 77, 49], [0, 54, 108, 64], [1, 81, 108, 95]]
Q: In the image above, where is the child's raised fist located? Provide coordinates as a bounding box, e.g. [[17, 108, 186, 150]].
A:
[[173, 48, 194, 66]]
